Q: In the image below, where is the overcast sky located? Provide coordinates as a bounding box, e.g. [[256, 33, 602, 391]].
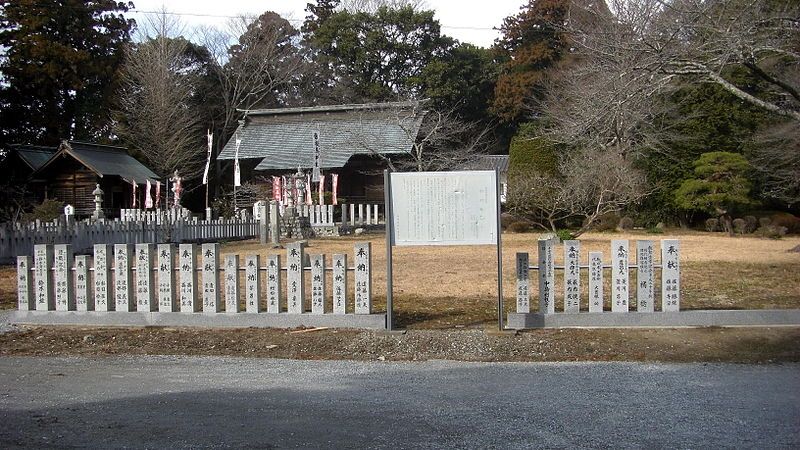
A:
[[127, 0, 525, 48]]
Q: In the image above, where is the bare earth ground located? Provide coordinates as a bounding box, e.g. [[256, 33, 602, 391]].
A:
[[0, 230, 798, 362]]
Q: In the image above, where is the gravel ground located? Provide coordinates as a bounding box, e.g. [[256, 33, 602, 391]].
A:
[[0, 356, 798, 448]]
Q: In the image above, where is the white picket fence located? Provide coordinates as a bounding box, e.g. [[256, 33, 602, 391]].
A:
[[516, 239, 680, 314], [17, 242, 374, 317], [0, 217, 259, 264], [295, 203, 384, 227]]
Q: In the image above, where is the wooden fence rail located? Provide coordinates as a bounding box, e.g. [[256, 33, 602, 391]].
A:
[[0, 217, 259, 264]]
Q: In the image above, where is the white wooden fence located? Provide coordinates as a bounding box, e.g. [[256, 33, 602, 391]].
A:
[[0, 217, 259, 264], [515, 239, 680, 314], [17, 242, 373, 317]]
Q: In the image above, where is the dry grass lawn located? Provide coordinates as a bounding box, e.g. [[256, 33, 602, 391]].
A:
[[1, 230, 798, 329]]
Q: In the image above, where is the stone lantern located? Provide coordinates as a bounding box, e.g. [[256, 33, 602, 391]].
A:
[[92, 184, 104, 220]]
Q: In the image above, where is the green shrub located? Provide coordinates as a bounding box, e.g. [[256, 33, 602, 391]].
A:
[[508, 221, 532, 233], [508, 132, 559, 178], [705, 218, 719, 232], [759, 217, 772, 227], [22, 198, 63, 223], [732, 218, 746, 235], [556, 229, 575, 241], [770, 212, 800, 234], [618, 216, 634, 231], [591, 213, 620, 232], [744, 215, 757, 233], [646, 226, 664, 234], [756, 225, 787, 239]]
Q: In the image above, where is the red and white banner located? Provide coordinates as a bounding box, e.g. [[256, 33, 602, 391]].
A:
[[305, 174, 312, 205], [144, 180, 153, 209], [272, 176, 282, 202], [131, 180, 137, 208], [282, 176, 289, 205], [155, 181, 161, 209], [331, 173, 338, 205], [318, 175, 325, 205]]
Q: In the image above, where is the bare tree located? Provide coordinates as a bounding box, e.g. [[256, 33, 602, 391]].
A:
[[507, 149, 649, 236], [339, 0, 430, 13], [571, 0, 800, 121], [345, 102, 494, 172], [115, 11, 205, 179], [200, 12, 304, 144], [750, 120, 800, 206]]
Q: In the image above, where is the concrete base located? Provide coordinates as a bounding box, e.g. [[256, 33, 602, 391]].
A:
[[11, 310, 387, 330], [507, 309, 800, 329]]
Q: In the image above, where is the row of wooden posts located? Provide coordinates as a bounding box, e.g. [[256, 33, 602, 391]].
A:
[[17, 242, 373, 315], [516, 239, 680, 314]]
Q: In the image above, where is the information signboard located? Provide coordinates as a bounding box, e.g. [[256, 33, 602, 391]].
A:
[[384, 170, 503, 330], [389, 171, 498, 246]]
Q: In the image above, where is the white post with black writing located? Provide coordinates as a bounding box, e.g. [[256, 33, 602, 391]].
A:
[[266, 254, 280, 313], [114, 244, 134, 312], [311, 254, 325, 314], [202, 243, 221, 312], [34, 245, 54, 311], [354, 242, 372, 314], [563, 240, 581, 313], [179, 244, 198, 312], [224, 255, 240, 313], [245, 254, 261, 313], [75, 255, 93, 311], [516, 252, 530, 313], [286, 242, 305, 314], [611, 240, 629, 313], [54, 244, 74, 311], [94, 244, 112, 311], [17, 256, 33, 311], [661, 239, 680, 312], [588, 252, 603, 313], [537, 239, 555, 314], [332, 254, 347, 314], [157, 244, 176, 312], [637, 240, 655, 312], [135, 244, 155, 312]]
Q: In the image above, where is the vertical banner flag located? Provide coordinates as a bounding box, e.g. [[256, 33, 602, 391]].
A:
[[233, 138, 242, 187], [202, 131, 213, 185], [272, 176, 281, 202], [131, 180, 137, 208], [318, 175, 325, 205], [305, 174, 312, 205], [311, 130, 321, 182], [155, 181, 161, 209], [331, 173, 339, 205], [145, 180, 153, 209], [282, 176, 288, 205]]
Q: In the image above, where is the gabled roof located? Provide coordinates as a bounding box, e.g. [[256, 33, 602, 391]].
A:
[[7, 145, 57, 171], [218, 101, 426, 171], [460, 155, 510, 173], [37, 141, 159, 183]]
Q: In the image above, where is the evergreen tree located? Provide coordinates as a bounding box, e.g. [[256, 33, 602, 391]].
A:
[[0, 0, 133, 147]]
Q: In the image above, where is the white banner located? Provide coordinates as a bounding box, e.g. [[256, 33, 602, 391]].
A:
[[202, 131, 213, 185], [144, 180, 153, 209], [155, 181, 161, 209], [318, 175, 325, 205], [311, 130, 321, 182], [305, 174, 312, 205], [233, 138, 242, 187], [131, 180, 137, 208], [331, 173, 338, 205]]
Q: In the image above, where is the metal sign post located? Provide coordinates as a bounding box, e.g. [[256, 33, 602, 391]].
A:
[[383, 169, 503, 331]]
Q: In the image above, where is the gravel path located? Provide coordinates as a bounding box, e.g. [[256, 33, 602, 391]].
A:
[[0, 356, 798, 448]]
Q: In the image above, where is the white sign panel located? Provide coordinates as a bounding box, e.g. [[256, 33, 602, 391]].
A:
[[390, 171, 498, 246]]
